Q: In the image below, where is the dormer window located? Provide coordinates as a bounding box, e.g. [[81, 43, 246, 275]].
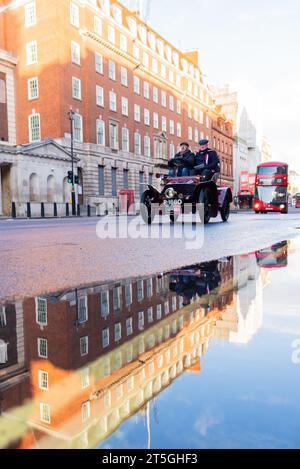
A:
[[172, 52, 179, 67], [100, 0, 110, 15], [165, 46, 172, 62], [157, 39, 164, 57], [112, 5, 122, 24], [148, 32, 156, 50], [138, 25, 147, 44]]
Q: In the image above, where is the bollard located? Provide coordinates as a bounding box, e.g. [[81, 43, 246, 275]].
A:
[[72, 202, 76, 216], [87, 205, 91, 217], [27, 202, 31, 219], [77, 204, 80, 217], [66, 203, 69, 217], [41, 202, 45, 218], [12, 202, 16, 219], [54, 203, 58, 217]]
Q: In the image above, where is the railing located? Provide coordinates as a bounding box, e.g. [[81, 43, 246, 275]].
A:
[[11, 202, 99, 219]]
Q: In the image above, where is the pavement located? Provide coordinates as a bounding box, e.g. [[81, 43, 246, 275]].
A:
[[1, 209, 300, 303]]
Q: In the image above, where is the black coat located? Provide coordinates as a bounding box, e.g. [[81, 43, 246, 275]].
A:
[[195, 149, 220, 172], [168, 150, 195, 169]]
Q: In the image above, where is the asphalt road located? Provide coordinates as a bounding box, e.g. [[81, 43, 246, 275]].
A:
[[1, 209, 300, 303]]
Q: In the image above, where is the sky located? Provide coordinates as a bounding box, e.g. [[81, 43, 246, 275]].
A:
[[126, 0, 300, 171]]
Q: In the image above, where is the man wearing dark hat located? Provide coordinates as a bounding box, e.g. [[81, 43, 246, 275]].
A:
[[168, 142, 195, 177], [194, 139, 220, 182]]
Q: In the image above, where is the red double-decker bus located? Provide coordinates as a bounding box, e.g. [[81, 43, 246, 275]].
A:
[[253, 161, 288, 214]]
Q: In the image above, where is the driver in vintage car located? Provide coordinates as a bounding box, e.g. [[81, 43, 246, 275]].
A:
[[168, 142, 195, 177], [194, 139, 221, 182]]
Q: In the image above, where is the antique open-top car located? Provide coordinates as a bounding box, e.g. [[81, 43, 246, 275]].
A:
[[140, 172, 233, 225]]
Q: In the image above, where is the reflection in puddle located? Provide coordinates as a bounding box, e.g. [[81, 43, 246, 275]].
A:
[[0, 240, 293, 449]]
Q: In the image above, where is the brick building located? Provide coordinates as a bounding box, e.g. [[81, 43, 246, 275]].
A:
[[0, 0, 234, 216]]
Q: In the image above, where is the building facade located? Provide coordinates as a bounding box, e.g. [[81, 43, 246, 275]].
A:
[[0, 0, 234, 216]]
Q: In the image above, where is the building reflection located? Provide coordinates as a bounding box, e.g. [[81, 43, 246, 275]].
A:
[[0, 246, 285, 449]]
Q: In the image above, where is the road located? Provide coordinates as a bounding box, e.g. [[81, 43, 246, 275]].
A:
[[1, 209, 300, 303]]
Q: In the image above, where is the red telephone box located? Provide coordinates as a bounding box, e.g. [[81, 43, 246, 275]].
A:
[[119, 189, 135, 214]]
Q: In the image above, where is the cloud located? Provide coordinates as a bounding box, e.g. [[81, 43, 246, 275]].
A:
[[194, 411, 223, 437]]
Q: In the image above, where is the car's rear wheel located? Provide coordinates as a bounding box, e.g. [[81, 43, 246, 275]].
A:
[[199, 188, 211, 224], [140, 191, 154, 225], [220, 197, 230, 222]]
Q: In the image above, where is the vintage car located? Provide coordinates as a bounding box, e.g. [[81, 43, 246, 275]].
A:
[[140, 173, 233, 225]]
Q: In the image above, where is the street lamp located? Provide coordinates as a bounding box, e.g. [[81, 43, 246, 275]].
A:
[[68, 110, 76, 216]]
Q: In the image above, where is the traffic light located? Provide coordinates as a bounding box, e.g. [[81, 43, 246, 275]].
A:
[[67, 171, 73, 184], [75, 175, 79, 184]]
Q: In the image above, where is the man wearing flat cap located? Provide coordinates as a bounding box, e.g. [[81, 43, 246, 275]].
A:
[[168, 142, 195, 177], [194, 139, 220, 182]]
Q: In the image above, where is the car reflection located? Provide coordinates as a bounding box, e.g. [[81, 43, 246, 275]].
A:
[[255, 241, 288, 269]]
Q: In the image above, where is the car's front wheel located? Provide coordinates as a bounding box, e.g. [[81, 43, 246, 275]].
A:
[[198, 188, 211, 224], [220, 197, 230, 222]]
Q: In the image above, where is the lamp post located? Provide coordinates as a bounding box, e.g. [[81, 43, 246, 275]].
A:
[[68, 110, 76, 216]]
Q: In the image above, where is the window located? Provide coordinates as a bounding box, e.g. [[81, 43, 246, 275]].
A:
[[96, 120, 105, 145], [188, 126, 193, 141], [38, 370, 48, 390], [169, 69, 174, 83], [121, 67, 128, 86], [70, 2, 79, 27], [78, 296, 88, 323], [26, 41, 38, 65], [146, 278, 153, 297], [29, 113, 41, 142], [94, 16, 102, 35], [95, 53, 103, 74], [161, 63, 166, 79], [172, 296, 177, 311], [123, 169, 129, 188], [138, 311, 144, 330], [164, 301, 170, 315], [176, 100, 181, 114], [169, 95, 174, 111], [80, 336, 88, 356], [108, 25, 115, 44], [188, 104, 192, 119], [96, 85, 104, 107], [109, 91, 117, 111], [195, 128, 199, 143], [134, 132, 141, 155], [194, 108, 198, 121], [134, 104, 140, 122], [144, 82, 150, 99], [200, 110, 204, 124], [169, 120, 174, 135], [117, 384, 124, 399], [81, 368, 90, 389], [139, 172, 144, 197], [109, 122, 118, 150], [176, 74, 181, 88], [133, 45, 139, 60], [119, 96, 128, 118], [156, 305, 162, 320], [144, 136, 151, 157], [0, 307, 7, 328], [206, 116, 210, 129], [122, 127, 129, 152], [162, 116, 167, 132], [169, 143, 175, 158], [148, 307, 153, 323], [74, 113, 83, 142], [125, 284, 132, 305], [25, 1, 36, 27], [36, 297, 47, 325], [108, 60, 116, 80], [82, 401, 91, 422], [114, 323, 121, 342], [98, 165, 105, 196], [72, 77, 81, 100], [126, 317, 133, 336], [127, 376, 134, 392], [153, 113, 159, 129], [100, 290, 109, 317], [144, 108, 150, 126], [161, 91, 167, 107], [120, 34, 127, 52], [133, 76, 140, 94], [40, 403, 51, 423], [71, 41, 80, 65], [153, 87, 158, 103], [113, 285, 121, 310], [142, 52, 149, 68], [188, 80, 192, 93], [152, 58, 158, 74], [28, 77, 39, 100], [102, 327, 109, 348], [137, 279, 144, 301]]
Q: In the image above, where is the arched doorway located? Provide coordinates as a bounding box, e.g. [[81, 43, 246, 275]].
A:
[[29, 173, 39, 202], [47, 175, 55, 202]]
